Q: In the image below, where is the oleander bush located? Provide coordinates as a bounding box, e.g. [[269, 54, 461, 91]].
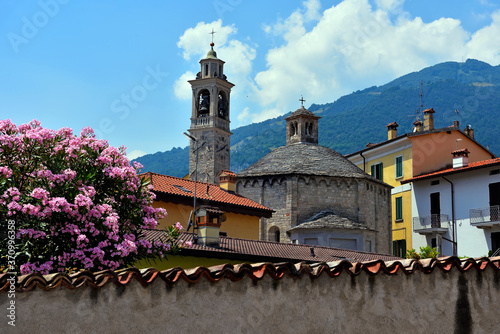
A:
[[0, 119, 181, 275]]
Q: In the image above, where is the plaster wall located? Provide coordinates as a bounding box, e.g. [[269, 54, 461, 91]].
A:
[[153, 201, 260, 240], [410, 131, 492, 176], [411, 165, 500, 257], [4, 267, 499, 333]]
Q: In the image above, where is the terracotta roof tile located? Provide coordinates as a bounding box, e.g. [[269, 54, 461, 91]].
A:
[[146, 230, 400, 263], [219, 170, 236, 177], [3, 257, 499, 292], [142, 172, 272, 214], [403, 158, 500, 183]]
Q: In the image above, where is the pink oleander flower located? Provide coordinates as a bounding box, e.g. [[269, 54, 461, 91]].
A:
[[0, 166, 12, 178], [175, 222, 184, 230], [31, 187, 49, 200], [0, 120, 179, 274]]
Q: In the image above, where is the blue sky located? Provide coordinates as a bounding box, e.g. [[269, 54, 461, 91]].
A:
[[2, 0, 500, 159]]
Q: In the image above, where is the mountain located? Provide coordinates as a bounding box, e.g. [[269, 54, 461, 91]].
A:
[[135, 59, 500, 177]]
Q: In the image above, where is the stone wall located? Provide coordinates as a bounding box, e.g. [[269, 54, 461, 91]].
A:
[[2, 260, 499, 333], [237, 175, 392, 253]]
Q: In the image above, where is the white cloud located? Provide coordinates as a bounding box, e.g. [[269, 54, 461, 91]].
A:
[[177, 20, 235, 61], [375, 0, 404, 13], [250, 0, 479, 121], [174, 71, 195, 100], [465, 10, 500, 64], [127, 149, 147, 160], [176, 19, 257, 120], [304, 0, 321, 21], [176, 1, 500, 127]]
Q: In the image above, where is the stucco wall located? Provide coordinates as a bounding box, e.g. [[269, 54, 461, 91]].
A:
[[411, 164, 500, 257], [153, 200, 260, 240], [3, 264, 499, 333], [411, 130, 492, 176]]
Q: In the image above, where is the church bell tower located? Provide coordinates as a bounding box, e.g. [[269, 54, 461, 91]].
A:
[[187, 41, 234, 184]]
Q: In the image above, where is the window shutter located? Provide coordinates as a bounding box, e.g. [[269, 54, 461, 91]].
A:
[[371, 164, 375, 177], [379, 163, 383, 181]]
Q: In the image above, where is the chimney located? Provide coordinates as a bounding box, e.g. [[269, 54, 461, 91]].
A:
[[453, 120, 460, 128], [386, 122, 398, 140], [423, 108, 435, 131], [196, 206, 223, 246], [452, 148, 469, 169], [218, 170, 236, 192], [413, 120, 424, 133], [464, 125, 474, 139]]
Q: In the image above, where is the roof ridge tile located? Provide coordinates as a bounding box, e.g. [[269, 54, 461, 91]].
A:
[[4, 257, 500, 292]]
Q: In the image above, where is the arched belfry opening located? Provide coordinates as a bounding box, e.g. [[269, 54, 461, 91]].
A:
[[218, 90, 228, 119], [187, 38, 234, 184], [197, 89, 210, 117], [285, 97, 321, 146]]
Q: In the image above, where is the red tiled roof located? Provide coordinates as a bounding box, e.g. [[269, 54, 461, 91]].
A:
[[146, 230, 400, 263], [403, 158, 500, 183], [142, 172, 272, 215], [3, 257, 499, 292], [219, 170, 236, 177]]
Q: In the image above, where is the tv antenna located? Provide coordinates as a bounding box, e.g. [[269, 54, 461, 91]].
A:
[[407, 81, 424, 122]]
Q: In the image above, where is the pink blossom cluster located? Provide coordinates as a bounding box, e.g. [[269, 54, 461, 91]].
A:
[[0, 119, 180, 275]]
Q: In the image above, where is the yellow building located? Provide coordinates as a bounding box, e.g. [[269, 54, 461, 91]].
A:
[[346, 109, 495, 257], [143, 171, 273, 241]]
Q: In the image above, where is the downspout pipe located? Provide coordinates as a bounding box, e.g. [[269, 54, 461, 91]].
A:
[[442, 176, 457, 256], [360, 151, 366, 172]]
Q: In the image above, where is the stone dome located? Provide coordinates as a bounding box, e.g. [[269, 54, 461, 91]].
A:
[[237, 143, 372, 179]]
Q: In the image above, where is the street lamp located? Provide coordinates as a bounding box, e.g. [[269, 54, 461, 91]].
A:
[[183, 132, 205, 239]]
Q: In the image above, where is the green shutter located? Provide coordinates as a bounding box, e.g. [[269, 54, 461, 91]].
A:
[[396, 156, 403, 178], [395, 196, 403, 220], [393, 241, 397, 256], [379, 163, 383, 181], [371, 164, 375, 177]]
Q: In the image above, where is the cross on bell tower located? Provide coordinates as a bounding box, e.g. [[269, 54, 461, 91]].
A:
[[186, 37, 234, 184], [285, 96, 321, 145]]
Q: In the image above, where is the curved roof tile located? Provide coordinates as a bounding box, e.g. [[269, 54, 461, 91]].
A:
[[3, 257, 499, 292]]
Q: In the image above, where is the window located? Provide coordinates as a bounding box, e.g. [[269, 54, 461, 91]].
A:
[[430, 192, 441, 228], [395, 156, 403, 178], [393, 239, 406, 258], [268, 226, 280, 242], [371, 162, 383, 181], [304, 238, 319, 245], [395, 196, 403, 221], [329, 238, 357, 250], [490, 169, 500, 176], [489, 182, 500, 221]]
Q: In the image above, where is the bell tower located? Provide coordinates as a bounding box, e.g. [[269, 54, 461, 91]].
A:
[[187, 41, 234, 184]]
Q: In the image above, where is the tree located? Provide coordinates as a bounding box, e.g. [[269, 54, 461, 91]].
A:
[[0, 119, 181, 275]]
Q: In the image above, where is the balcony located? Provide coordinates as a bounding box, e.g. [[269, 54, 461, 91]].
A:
[[470, 205, 500, 228], [413, 214, 449, 235]]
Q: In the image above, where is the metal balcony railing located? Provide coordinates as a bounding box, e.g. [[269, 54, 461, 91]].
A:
[[413, 214, 449, 233], [470, 205, 500, 226]]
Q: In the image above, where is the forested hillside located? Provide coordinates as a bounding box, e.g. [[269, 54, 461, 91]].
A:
[[135, 59, 500, 177]]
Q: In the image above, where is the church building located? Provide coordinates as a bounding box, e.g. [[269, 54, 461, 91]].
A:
[[184, 40, 392, 254], [236, 103, 393, 254]]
